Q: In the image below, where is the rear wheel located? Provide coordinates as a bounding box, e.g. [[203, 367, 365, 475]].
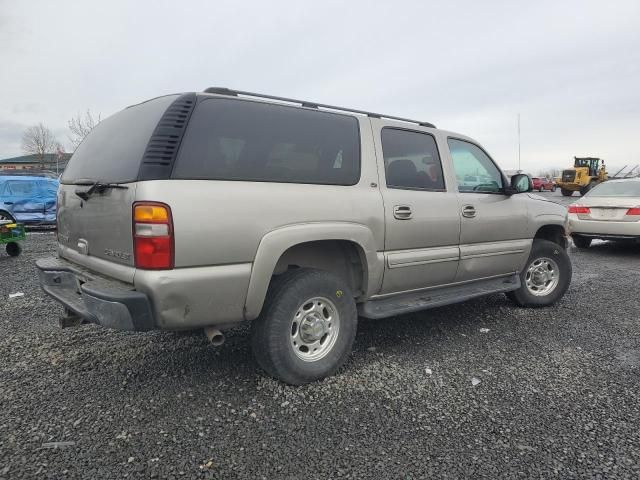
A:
[[251, 268, 357, 385], [551, 185, 557, 192], [506, 239, 572, 307], [561, 188, 573, 197], [572, 235, 592, 249]]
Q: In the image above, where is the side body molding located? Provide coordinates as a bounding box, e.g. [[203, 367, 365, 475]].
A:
[[244, 222, 383, 320]]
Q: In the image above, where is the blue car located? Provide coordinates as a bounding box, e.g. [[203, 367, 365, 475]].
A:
[[0, 175, 59, 224]]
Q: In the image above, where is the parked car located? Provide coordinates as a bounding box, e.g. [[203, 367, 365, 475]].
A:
[[0, 175, 58, 224], [37, 88, 572, 385], [568, 178, 640, 248], [532, 177, 556, 192]]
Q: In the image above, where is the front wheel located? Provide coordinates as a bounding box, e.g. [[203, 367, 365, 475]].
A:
[[251, 268, 357, 385], [561, 188, 573, 197], [551, 185, 557, 192], [506, 240, 572, 307]]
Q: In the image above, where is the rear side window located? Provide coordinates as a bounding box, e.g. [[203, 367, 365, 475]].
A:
[[3, 180, 36, 197], [61, 95, 178, 184], [173, 99, 361, 185], [381, 128, 445, 190]]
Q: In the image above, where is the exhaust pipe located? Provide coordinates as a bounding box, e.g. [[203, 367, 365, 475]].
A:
[[204, 327, 225, 346]]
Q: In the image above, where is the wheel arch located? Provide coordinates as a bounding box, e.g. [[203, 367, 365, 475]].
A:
[[0, 209, 16, 222], [244, 223, 383, 320], [534, 223, 568, 249]]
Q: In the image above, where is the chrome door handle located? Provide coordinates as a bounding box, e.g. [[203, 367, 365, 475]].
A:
[[393, 205, 413, 220], [462, 205, 476, 218]]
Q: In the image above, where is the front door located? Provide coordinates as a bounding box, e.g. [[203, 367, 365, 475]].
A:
[[374, 124, 461, 294], [447, 138, 531, 282]]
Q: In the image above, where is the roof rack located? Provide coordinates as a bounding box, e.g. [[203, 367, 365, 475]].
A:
[[203, 87, 436, 129]]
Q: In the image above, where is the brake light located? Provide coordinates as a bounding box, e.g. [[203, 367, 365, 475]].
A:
[[568, 205, 590, 214], [626, 208, 640, 216], [133, 202, 174, 269]]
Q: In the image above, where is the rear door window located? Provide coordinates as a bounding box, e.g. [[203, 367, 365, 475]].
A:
[[4, 180, 37, 198], [173, 99, 361, 185], [381, 128, 445, 190]]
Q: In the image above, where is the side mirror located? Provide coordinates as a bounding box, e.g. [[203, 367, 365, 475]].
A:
[[505, 174, 532, 195]]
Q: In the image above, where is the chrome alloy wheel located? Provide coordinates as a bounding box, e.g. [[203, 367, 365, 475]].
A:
[[525, 257, 560, 296], [290, 297, 340, 362]]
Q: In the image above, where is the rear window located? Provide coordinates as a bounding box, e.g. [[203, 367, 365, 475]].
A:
[[61, 95, 178, 184], [587, 180, 640, 197], [172, 99, 361, 185]]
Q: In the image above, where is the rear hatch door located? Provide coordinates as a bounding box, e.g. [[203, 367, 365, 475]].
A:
[[58, 95, 178, 275]]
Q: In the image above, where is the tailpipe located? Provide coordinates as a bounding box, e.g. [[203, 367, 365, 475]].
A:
[[204, 327, 225, 346]]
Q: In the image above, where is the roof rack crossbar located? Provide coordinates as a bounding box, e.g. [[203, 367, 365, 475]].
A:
[[202, 87, 436, 129]]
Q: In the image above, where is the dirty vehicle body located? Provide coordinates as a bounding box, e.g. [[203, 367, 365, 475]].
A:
[[557, 157, 607, 197], [37, 88, 572, 384], [0, 175, 58, 224], [532, 177, 556, 192], [568, 178, 640, 248]]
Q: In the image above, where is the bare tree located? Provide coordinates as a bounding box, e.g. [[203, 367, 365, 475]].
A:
[[68, 110, 101, 150], [21, 123, 58, 169]]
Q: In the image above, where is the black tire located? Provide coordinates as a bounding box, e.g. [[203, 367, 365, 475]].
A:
[[6, 242, 21, 257], [551, 185, 557, 192], [572, 235, 592, 249], [251, 268, 357, 385], [561, 188, 573, 197], [539, 187, 544, 192], [506, 239, 572, 307]]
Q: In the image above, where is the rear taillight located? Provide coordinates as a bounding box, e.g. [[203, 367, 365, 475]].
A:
[[133, 202, 174, 269], [626, 208, 640, 216], [568, 205, 590, 214]]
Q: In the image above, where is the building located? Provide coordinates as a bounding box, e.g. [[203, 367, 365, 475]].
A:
[[0, 153, 72, 174]]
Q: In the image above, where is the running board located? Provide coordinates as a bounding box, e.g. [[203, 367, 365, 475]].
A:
[[358, 274, 520, 319]]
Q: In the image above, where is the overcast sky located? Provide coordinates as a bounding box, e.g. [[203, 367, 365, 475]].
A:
[[1, 0, 639, 173]]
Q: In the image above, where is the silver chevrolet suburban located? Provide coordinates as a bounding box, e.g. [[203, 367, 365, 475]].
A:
[[37, 87, 572, 385]]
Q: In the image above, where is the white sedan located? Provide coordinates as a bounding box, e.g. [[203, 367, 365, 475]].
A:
[[567, 178, 640, 248]]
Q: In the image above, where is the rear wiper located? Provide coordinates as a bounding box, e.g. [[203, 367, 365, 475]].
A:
[[74, 181, 128, 201]]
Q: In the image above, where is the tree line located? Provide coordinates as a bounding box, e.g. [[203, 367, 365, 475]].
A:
[[20, 111, 100, 169]]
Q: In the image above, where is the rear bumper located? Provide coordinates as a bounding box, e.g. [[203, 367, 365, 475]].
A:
[[36, 257, 154, 331], [568, 217, 640, 239]]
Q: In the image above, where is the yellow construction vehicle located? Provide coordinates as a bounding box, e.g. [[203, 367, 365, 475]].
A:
[[557, 157, 607, 196]]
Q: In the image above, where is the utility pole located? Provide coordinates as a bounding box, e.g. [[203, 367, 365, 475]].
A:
[[517, 113, 521, 172]]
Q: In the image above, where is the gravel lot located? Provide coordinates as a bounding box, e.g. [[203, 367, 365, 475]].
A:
[[1, 191, 639, 479]]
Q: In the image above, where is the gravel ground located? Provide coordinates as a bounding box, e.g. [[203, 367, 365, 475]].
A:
[[1, 191, 640, 479]]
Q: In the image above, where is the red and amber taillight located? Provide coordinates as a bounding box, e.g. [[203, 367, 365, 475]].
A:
[[133, 202, 174, 269], [568, 205, 590, 214]]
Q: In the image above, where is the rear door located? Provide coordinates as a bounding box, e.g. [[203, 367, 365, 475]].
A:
[[374, 123, 461, 294], [57, 94, 178, 280], [447, 138, 530, 282]]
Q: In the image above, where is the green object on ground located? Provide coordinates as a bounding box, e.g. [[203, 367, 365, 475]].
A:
[[0, 221, 26, 257]]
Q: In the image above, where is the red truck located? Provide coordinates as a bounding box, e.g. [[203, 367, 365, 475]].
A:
[[532, 177, 556, 192]]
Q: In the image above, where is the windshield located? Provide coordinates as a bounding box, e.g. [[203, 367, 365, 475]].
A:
[[586, 180, 640, 197]]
